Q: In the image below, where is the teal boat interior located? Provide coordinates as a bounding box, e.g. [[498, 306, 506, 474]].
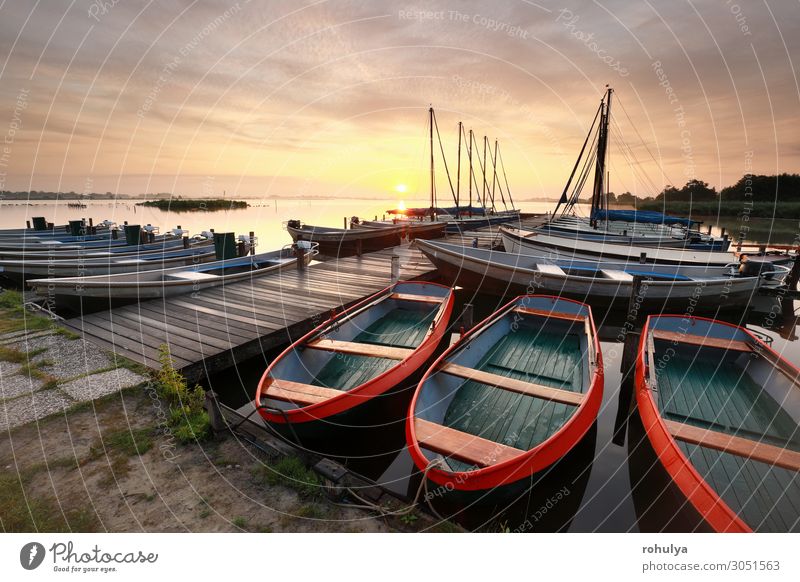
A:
[[413, 297, 595, 473], [262, 282, 451, 410], [646, 316, 800, 532]]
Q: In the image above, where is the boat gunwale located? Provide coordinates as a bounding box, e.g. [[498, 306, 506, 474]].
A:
[[406, 293, 604, 492], [256, 281, 455, 425], [635, 314, 800, 533]]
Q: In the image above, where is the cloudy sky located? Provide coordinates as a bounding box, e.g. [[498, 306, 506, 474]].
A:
[[0, 0, 797, 202]]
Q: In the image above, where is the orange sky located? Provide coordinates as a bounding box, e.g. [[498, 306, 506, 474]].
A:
[[0, 1, 798, 201]]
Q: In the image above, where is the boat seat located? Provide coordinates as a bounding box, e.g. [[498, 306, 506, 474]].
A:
[[439, 362, 585, 406], [536, 264, 566, 276], [665, 419, 800, 472], [390, 292, 444, 303], [601, 269, 634, 282], [163, 270, 217, 282], [262, 378, 342, 407], [306, 338, 413, 360], [414, 418, 523, 467], [513, 306, 586, 323], [652, 329, 752, 352]]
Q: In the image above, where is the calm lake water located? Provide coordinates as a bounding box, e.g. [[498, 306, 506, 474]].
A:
[[2, 199, 798, 531]]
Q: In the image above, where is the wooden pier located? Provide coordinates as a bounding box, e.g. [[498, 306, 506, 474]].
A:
[[60, 226, 512, 381]]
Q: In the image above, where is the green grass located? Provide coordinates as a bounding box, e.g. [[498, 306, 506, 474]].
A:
[[153, 344, 210, 444], [91, 427, 154, 458], [232, 516, 248, 529], [254, 456, 322, 500], [136, 199, 249, 212], [0, 290, 55, 335], [0, 472, 98, 532]]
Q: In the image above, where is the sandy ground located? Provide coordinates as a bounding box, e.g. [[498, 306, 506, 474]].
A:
[[0, 386, 404, 532]]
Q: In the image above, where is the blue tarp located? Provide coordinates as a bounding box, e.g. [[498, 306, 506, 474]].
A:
[[591, 209, 699, 227]]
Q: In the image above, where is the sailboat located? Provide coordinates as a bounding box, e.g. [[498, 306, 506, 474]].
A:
[[384, 108, 521, 232]]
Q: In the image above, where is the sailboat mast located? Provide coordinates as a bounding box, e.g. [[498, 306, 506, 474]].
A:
[[491, 139, 499, 211], [468, 129, 474, 213], [456, 121, 462, 215], [590, 87, 612, 228], [429, 106, 435, 222], [482, 136, 488, 213]]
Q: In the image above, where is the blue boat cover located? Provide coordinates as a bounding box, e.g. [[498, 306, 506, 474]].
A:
[[591, 209, 699, 227]]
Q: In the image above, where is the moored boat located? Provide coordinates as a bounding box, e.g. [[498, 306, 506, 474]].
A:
[[255, 281, 455, 452], [350, 217, 446, 240], [27, 245, 316, 310], [415, 239, 788, 309], [501, 225, 744, 266], [0, 242, 215, 283], [406, 295, 603, 496], [285, 220, 405, 256], [635, 315, 800, 532]]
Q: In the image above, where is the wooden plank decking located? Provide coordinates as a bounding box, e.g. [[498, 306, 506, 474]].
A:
[[59, 217, 545, 381]]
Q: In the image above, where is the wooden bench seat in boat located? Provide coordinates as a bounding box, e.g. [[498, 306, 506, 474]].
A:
[[601, 269, 634, 282], [163, 270, 218, 282], [389, 292, 445, 303], [262, 378, 342, 407], [414, 418, 524, 467], [513, 306, 586, 323], [536, 264, 566, 276], [439, 362, 585, 406], [652, 329, 752, 352], [665, 419, 800, 472], [306, 338, 413, 360]]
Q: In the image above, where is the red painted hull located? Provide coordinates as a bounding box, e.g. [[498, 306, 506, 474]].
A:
[[256, 282, 455, 427], [632, 315, 794, 533], [406, 295, 604, 492]]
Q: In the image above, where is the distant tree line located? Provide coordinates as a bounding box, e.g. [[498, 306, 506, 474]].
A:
[[605, 173, 800, 205]]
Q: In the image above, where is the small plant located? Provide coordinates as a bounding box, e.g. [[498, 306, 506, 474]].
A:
[[153, 344, 210, 444], [255, 456, 322, 500], [232, 516, 248, 529], [0, 289, 55, 334], [400, 512, 419, 526]]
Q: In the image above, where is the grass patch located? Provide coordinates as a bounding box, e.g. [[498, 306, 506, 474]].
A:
[[254, 456, 322, 500], [152, 344, 210, 444], [91, 427, 154, 458], [0, 290, 55, 335], [0, 472, 98, 532], [295, 503, 327, 519], [232, 516, 248, 529]]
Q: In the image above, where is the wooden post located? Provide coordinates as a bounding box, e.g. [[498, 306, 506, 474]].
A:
[[343, 216, 347, 229], [182, 235, 189, 249], [463, 303, 474, 329], [294, 244, 306, 270], [391, 255, 399, 283], [639, 252, 647, 264], [249, 231, 255, 255], [237, 240, 246, 257], [204, 390, 225, 433], [112, 228, 118, 240], [26, 220, 30, 229], [721, 227, 726, 237], [88, 217, 93, 227], [612, 275, 645, 446], [787, 254, 800, 291], [707, 224, 712, 235]]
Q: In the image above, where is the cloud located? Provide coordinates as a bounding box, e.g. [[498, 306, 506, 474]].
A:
[[0, 0, 797, 197]]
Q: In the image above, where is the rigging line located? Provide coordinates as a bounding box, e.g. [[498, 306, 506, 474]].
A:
[[609, 118, 659, 194], [615, 94, 676, 190], [491, 139, 508, 212], [482, 136, 495, 211], [497, 143, 515, 210], [553, 98, 603, 216], [470, 131, 489, 211], [432, 109, 458, 207], [567, 125, 600, 212]]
